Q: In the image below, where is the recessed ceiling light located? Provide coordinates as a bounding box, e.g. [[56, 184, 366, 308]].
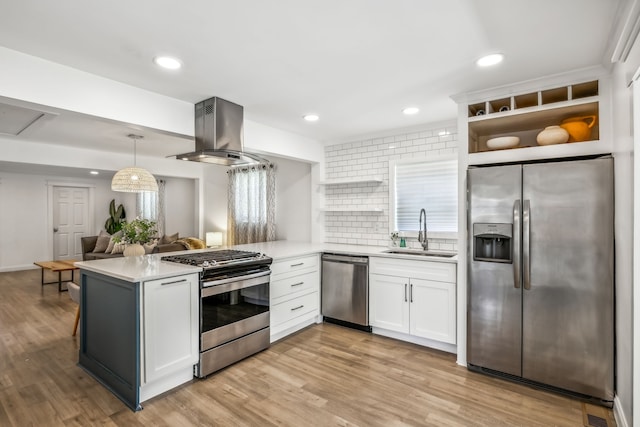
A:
[[402, 107, 419, 115], [303, 114, 319, 122], [90, 171, 99, 175], [476, 53, 504, 67], [153, 56, 182, 70]]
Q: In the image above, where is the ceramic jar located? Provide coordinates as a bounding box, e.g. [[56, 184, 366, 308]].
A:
[[560, 115, 597, 142], [536, 126, 569, 146], [123, 243, 145, 257]]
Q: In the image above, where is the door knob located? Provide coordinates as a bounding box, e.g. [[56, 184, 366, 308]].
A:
[[53, 227, 59, 232]]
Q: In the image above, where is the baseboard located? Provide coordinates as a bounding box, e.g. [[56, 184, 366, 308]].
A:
[[0, 264, 38, 272], [613, 395, 629, 427], [371, 327, 457, 354]]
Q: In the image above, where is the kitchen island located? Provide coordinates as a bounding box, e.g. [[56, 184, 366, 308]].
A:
[[75, 256, 201, 411], [76, 241, 457, 410]]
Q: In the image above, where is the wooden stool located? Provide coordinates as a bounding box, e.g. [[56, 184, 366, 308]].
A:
[[67, 282, 81, 336]]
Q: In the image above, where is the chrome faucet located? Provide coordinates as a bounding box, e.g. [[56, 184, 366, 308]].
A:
[[418, 208, 428, 251]]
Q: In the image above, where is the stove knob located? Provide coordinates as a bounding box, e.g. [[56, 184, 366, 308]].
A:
[[202, 261, 210, 267]]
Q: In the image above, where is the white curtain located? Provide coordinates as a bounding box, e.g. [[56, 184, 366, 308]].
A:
[[227, 163, 276, 245], [136, 179, 166, 236]]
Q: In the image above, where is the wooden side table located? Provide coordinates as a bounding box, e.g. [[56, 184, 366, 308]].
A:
[[34, 260, 79, 292]]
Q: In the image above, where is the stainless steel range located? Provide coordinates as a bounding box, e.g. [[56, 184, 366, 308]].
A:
[[162, 250, 272, 378]]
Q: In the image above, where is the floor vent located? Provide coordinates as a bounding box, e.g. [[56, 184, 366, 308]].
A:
[[582, 403, 615, 427]]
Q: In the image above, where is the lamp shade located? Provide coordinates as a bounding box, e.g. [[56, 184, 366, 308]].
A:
[[206, 231, 223, 247], [111, 167, 159, 192]]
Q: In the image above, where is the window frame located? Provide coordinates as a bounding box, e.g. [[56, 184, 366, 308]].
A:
[[389, 154, 458, 240]]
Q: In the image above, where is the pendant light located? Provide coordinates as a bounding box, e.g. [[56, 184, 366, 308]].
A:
[[111, 134, 159, 193]]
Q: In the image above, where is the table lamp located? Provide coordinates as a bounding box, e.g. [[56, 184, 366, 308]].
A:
[[206, 232, 223, 248]]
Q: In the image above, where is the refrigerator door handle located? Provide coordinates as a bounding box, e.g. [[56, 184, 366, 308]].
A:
[[513, 199, 521, 289], [523, 199, 531, 290]]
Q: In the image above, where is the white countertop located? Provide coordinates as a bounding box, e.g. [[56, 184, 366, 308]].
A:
[[232, 241, 458, 263], [76, 240, 457, 282], [76, 255, 202, 282]]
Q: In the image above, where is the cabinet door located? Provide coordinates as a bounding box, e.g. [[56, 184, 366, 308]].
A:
[[143, 273, 199, 384], [369, 274, 409, 333], [409, 278, 456, 344]]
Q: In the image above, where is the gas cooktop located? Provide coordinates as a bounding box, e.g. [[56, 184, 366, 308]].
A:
[[161, 249, 271, 269]]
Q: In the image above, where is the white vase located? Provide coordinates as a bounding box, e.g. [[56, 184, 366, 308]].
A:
[[536, 126, 569, 145], [123, 243, 145, 257]]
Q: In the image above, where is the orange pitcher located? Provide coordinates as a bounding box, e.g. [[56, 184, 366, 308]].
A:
[[560, 115, 597, 142]]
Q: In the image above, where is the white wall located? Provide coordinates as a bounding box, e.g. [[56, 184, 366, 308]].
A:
[[321, 122, 457, 249], [201, 156, 313, 245], [201, 164, 230, 243], [0, 46, 193, 136], [610, 23, 640, 427], [0, 168, 199, 271], [162, 176, 197, 238], [264, 155, 312, 242]]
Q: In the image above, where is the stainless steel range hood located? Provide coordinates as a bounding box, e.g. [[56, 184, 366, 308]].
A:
[[174, 97, 262, 166]]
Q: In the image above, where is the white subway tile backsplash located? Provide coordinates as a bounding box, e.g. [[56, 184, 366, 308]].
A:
[[323, 124, 458, 248]]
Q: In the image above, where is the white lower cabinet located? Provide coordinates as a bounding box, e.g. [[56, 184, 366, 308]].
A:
[[140, 273, 199, 400], [370, 257, 456, 345], [270, 254, 320, 341]]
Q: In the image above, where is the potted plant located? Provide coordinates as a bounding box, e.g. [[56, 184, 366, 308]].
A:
[[114, 217, 157, 257], [105, 199, 126, 234]]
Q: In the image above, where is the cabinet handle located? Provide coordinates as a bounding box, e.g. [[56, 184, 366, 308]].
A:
[[291, 281, 304, 287], [291, 305, 304, 311], [410, 284, 413, 303], [290, 262, 304, 267], [404, 284, 408, 302], [161, 279, 187, 286]]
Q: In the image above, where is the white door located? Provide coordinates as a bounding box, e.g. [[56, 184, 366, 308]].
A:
[[53, 186, 89, 260], [369, 273, 409, 333], [409, 278, 456, 344]]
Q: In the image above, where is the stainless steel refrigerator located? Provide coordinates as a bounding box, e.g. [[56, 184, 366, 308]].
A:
[[467, 156, 614, 405]]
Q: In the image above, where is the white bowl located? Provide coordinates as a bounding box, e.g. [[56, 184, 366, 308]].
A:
[[486, 136, 520, 150]]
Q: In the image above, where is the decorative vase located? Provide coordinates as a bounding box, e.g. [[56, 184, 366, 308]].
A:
[[560, 115, 597, 142], [536, 126, 569, 146], [123, 243, 145, 257]]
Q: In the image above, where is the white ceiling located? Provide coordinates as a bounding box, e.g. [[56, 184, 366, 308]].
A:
[[0, 0, 626, 158]]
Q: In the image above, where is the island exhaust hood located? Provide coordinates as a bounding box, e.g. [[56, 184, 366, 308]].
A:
[[174, 97, 262, 166]]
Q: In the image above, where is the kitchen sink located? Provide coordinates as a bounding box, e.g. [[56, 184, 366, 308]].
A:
[[383, 249, 456, 258]]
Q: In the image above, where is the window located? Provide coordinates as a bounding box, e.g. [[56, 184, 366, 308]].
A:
[[227, 163, 276, 244], [390, 156, 457, 237], [137, 191, 157, 221]]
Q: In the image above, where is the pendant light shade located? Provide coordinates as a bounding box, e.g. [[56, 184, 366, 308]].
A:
[[112, 134, 159, 193]]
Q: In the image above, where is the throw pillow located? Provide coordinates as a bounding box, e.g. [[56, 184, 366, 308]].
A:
[[92, 230, 112, 253], [111, 242, 126, 254], [106, 230, 123, 254], [160, 232, 179, 245], [143, 241, 158, 254]]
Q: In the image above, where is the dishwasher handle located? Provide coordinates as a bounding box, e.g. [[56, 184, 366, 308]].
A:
[[321, 253, 368, 265]]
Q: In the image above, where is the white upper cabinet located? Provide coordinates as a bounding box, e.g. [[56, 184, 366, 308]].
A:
[[453, 69, 612, 165]]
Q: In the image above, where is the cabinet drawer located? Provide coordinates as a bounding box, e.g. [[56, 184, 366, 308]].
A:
[[271, 270, 318, 302], [271, 291, 319, 327], [271, 254, 318, 277], [370, 257, 456, 283]]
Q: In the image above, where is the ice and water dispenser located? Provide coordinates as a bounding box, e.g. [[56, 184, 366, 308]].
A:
[[473, 223, 512, 263]]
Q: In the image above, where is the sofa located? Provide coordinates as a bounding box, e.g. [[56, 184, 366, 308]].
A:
[[80, 235, 186, 261]]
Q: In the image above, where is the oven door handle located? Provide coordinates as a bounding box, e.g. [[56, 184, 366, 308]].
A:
[[201, 270, 271, 297]]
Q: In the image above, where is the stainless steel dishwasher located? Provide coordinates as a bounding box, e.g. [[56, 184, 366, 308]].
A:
[[321, 253, 371, 331]]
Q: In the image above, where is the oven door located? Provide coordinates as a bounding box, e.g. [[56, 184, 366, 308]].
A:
[[200, 269, 270, 351]]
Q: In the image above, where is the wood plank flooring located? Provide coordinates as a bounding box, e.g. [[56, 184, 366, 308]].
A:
[[0, 268, 614, 426]]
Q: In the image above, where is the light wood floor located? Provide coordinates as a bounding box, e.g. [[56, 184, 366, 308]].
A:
[[0, 268, 614, 426]]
